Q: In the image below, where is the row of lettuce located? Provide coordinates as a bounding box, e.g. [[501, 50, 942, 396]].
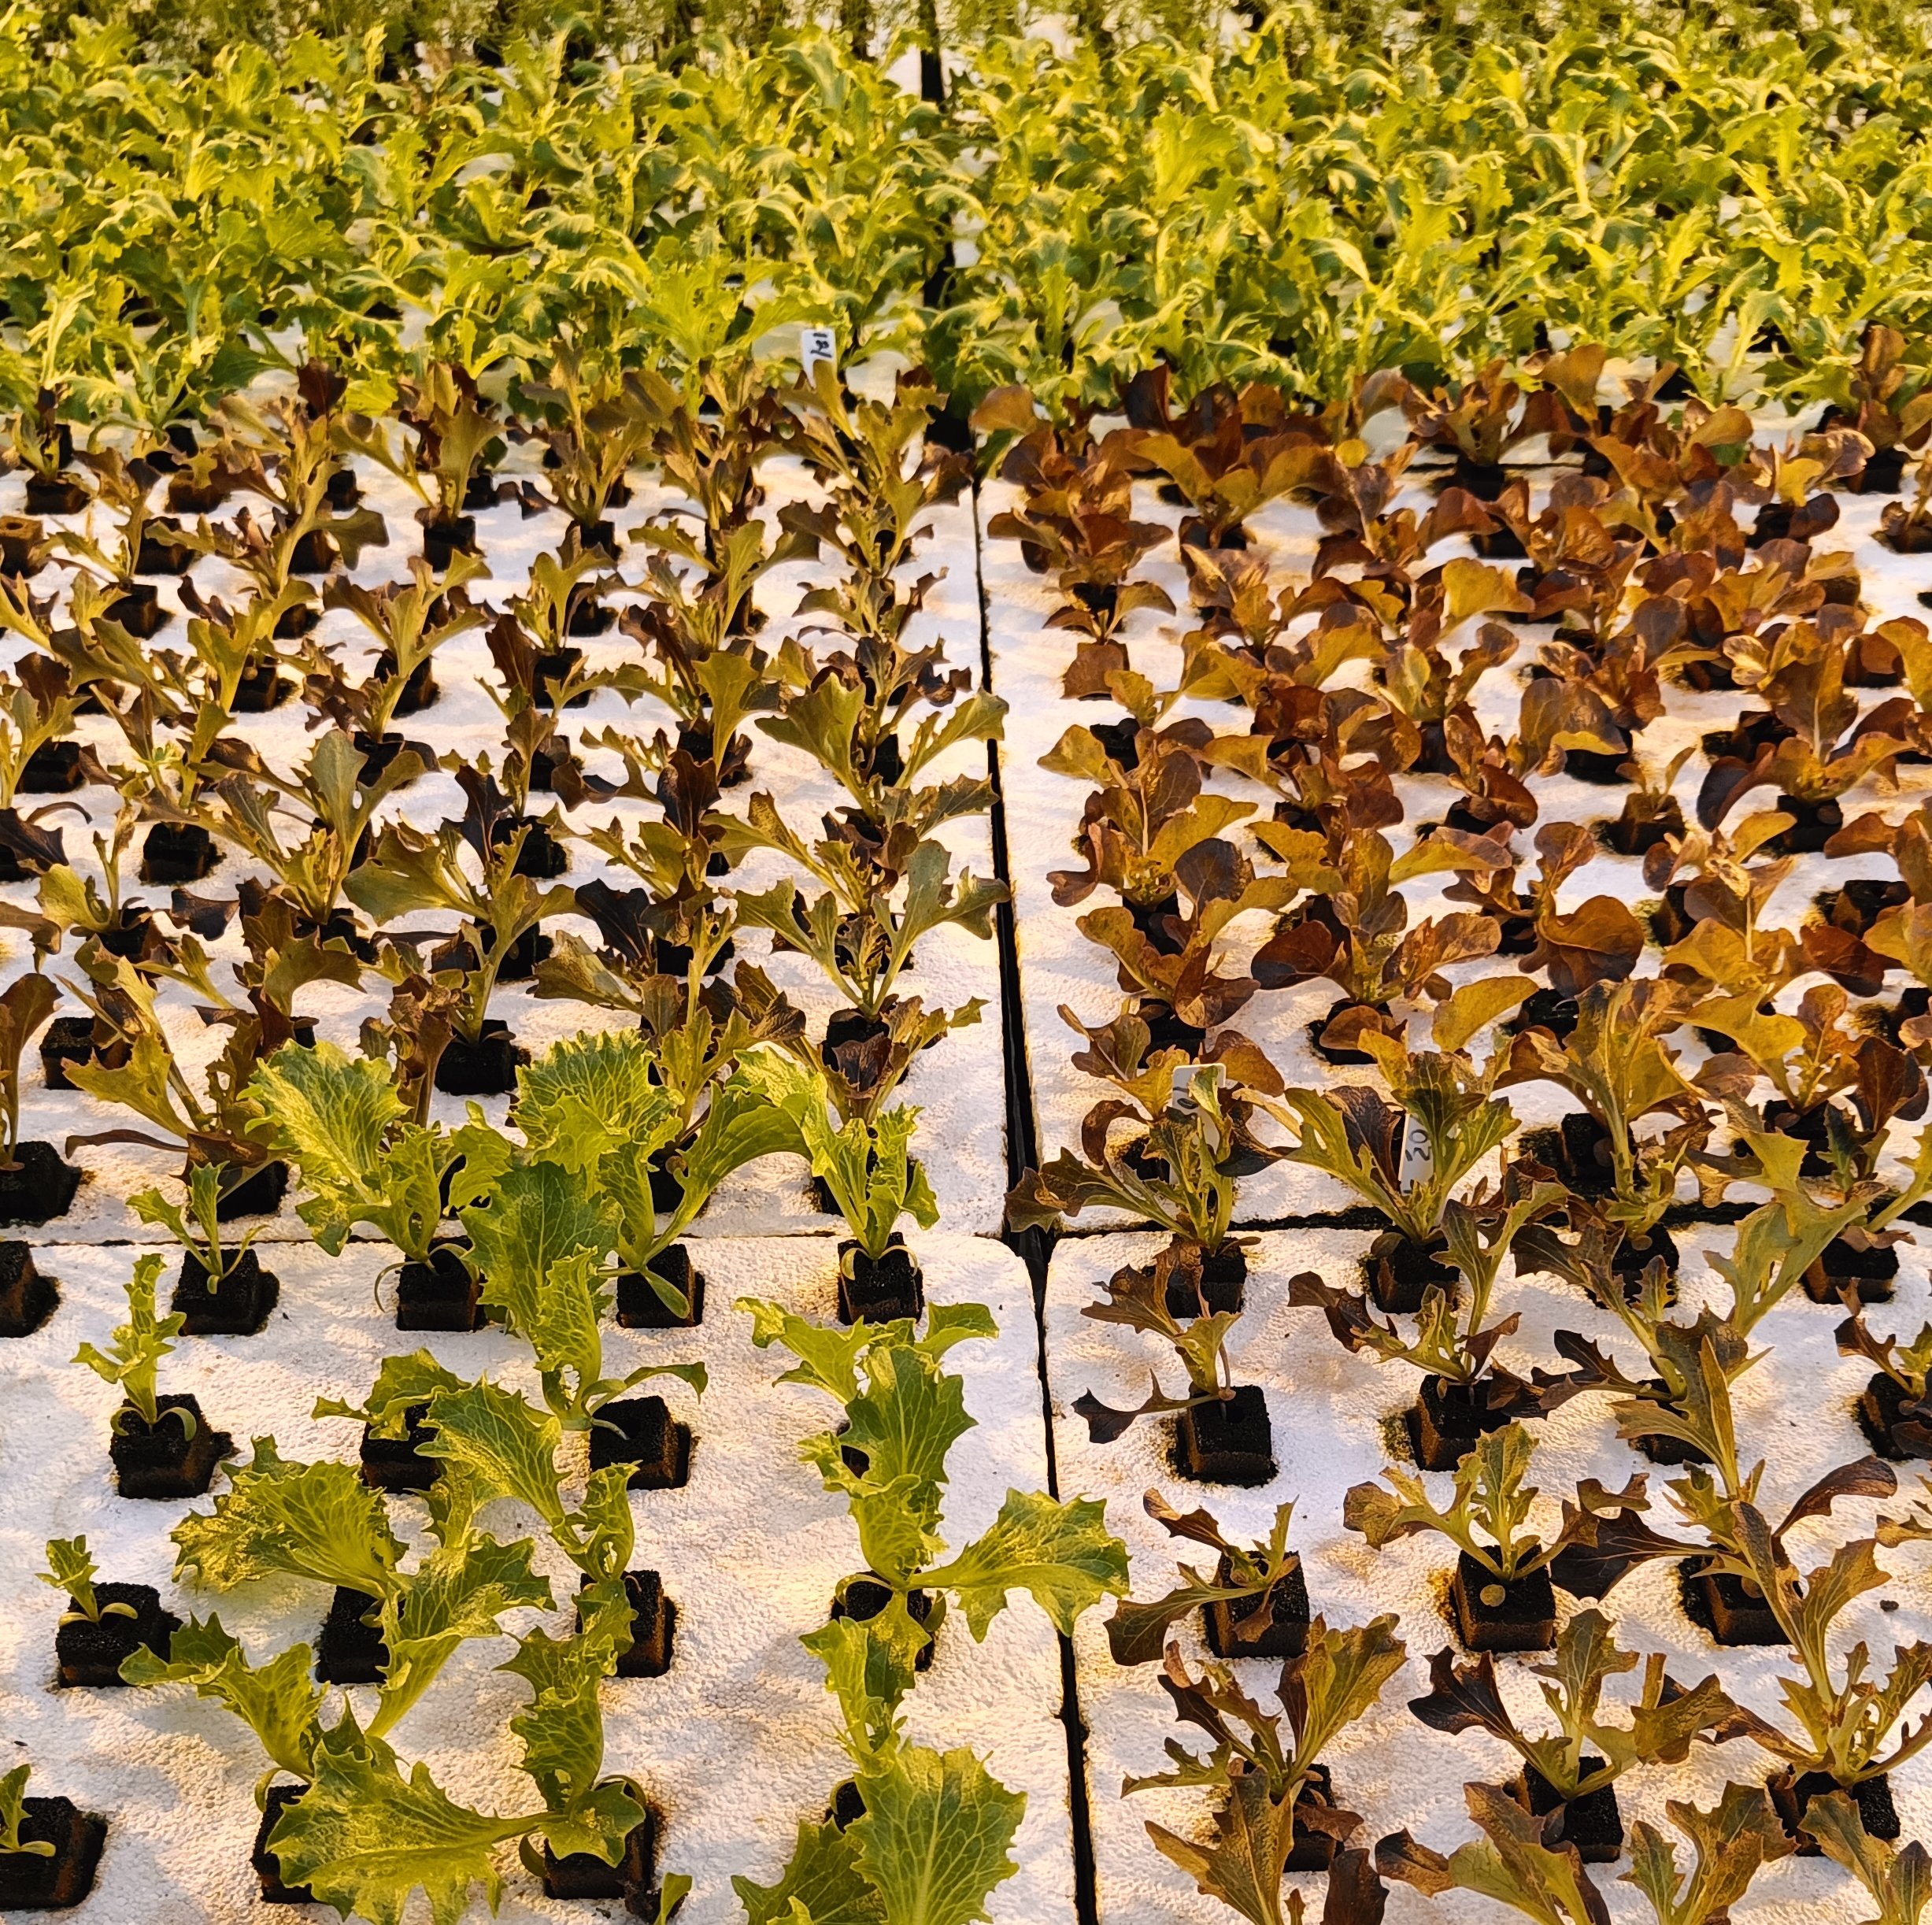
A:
[[992, 343, 1932, 1922], [0, 357, 1133, 1917], [14, 1027, 1130, 1920], [4, 6, 1932, 439]]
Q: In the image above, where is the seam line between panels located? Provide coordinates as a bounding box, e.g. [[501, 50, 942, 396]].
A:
[[969, 471, 1101, 1925]]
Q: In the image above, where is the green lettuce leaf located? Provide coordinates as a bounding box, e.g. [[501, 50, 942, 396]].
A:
[[268, 1727, 531, 1925], [120, 1613, 323, 1782], [923, 1490, 1128, 1638], [415, 1381, 564, 1527], [170, 1438, 403, 1599], [850, 1743, 1023, 1925], [733, 1819, 886, 1925], [461, 1159, 615, 1334]]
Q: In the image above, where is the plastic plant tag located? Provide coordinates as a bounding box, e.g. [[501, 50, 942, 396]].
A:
[[1398, 1114, 1434, 1192], [800, 327, 837, 381]]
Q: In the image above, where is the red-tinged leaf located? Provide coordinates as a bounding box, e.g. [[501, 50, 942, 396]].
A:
[[1776, 1455, 1897, 1535], [1527, 896, 1645, 995], [1375, 1831, 1453, 1897], [1695, 749, 1773, 831], [1824, 809, 1899, 857], [1251, 920, 1337, 990], [1405, 1647, 1516, 1743], [1802, 923, 1889, 998]]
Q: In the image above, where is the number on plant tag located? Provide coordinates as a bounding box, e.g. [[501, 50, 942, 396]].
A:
[[800, 326, 837, 381], [1398, 1113, 1433, 1191]]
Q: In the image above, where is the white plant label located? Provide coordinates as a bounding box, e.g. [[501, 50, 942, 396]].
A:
[[1398, 1112, 1433, 1191], [800, 326, 837, 380]]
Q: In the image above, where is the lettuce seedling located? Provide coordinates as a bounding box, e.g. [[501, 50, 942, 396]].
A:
[[553, 747, 739, 997], [484, 543, 650, 808], [1719, 1502, 1932, 1794], [38, 1537, 137, 1627], [1378, 594, 1525, 761], [1690, 990, 1921, 1182], [738, 1049, 939, 1267], [1834, 326, 1932, 470], [59, 940, 279, 1183], [204, 388, 387, 579], [980, 402, 1175, 656], [625, 360, 794, 565], [351, 361, 504, 535], [1009, 1022, 1266, 1262], [1346, 1423, 1616, 1589], [268, 1708, 642, 1925], [760, 637, 1009, 844], [54, 448, 194, 616], [1617, 1782, 1796, 1924], [1725, 1117, 1932, 1302], [1053, 727, 1333, 1035], [1270, 988, 1528, 1265], [1523, 1192, 1865, 1464], [513, 1030, 800, 1316], [1106, 1492, 1303, 1666], [1544, 1314, 1896, 1604], [1289, 1177, 1567, 1423], [723, 803, 1005, 1028], [309, 553, 489, 742], [249, 1039, 502, 1266], [1445, 821, 1645, 996], [129, 1161, 262, 1294], [1251, 826, 1512, 1036], [735, 1601, 1023, 1925], [784, 365, 968, 591], [1382, 1778, 1792, 1925], [1123, 1619, 1405, 1925], [1696, 624, 1908, 831], [1408, 1610, 1733, 1804], [1041, 698, 1254, 928], [197, 727, 424, 935], [1401, 357, 1587, 479], [165, 574, 312, 716], [513, 341, 660, 535], [35, 806, 146, 958], [1841, 1309, 1932, 1454], [0, 656, 81, 814], [1306, 444, 1490, 596], [1068, 1246, 1247, 1443], [75, 1253, 194, 1438], [143, 1381, 645, 1919], [614, 520, 802, 779], [1638, 811, 1808, 1010], [309, 1352, 467, 1448], [1121, 369, 1331, 548], [471, 1238, 706, 1434], [44, 575, 231, 833], [738, 1296, 1127, 1645], [0, 1766, 55, 1860], [1500, 976, 1708, 1252], [1179, 561, 1388, 708], [345, 767, 577, 1054], [0, 967, 57, 1169], [5, 388, 85, 501]]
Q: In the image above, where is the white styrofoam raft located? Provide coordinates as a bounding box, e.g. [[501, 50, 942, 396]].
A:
[[1046, 1226, 1932, 1924], [0, 449, 1009, 1238], [0, 1231, 1077, 1923]]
